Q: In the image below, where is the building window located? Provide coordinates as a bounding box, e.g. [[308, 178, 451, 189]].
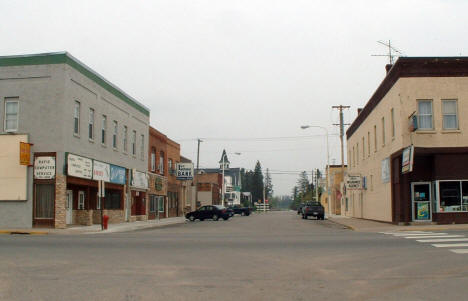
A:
[[356, 143, 359, 165], [367, 131, 370, 157], [132, 130, 136, 156], [417, 100, 433, 130], [113, 121, 118, 149], [4, 98, 19, 132], [149, 195, 157, 212], [362, 137, 365, 160], [391, 108, 395, 138], [88, 108, 94, 140], [159, 152, 165, 174], [74, 101, 80, 135], [381, 117, 385, 146], [352, 146, 355, 167], [140, 134, 145, 159], [78, 191, 85, 210], [158, 196, 165, 212], [438, 181, 468, 212], [105, 191, 122, 209], [442, 100, 458, 130], [374, 125, 377, 152], [101, 115, 107, 145], [123, 126, 128, 152], [169, 159, 173, 174], [151, 148, 156, 171]]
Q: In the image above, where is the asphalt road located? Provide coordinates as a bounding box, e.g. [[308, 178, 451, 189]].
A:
[[1, 211, 468, 301]]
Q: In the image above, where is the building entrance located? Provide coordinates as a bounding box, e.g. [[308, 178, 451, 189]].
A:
[[411, 182, 432, 222]]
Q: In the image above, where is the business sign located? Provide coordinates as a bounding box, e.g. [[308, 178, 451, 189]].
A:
[[176, 163, 194, 180], [19, 142, 32, 165], [381, 157, 390, 183], [93, 160, 110, 182], [346, 175, 362, 190], [131, 169, 148, 189], [110, 164, 126, 185], [67, 153, 92, 179], [34, 156, 56, 179], [401, 145, 414, 174]]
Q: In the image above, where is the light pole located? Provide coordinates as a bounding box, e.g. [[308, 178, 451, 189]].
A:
[[221, 151, 241, 207], [301, 125, 331, 217]]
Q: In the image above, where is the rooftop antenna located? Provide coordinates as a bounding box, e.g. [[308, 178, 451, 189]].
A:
[[371, 40, 405, 64]]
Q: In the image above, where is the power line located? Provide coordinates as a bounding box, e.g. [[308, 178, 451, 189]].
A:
[[176, 134, 337, 142]]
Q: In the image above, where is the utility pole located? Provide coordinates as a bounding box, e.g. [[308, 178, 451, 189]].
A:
[[194, 139, 202, 209], [315, 169, 319, 204], [333, 105, 350, 214]]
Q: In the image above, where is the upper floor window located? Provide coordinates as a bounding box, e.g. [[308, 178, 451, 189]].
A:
[[374, 125, 377, 152], [88, 108, 94, 140], [442, 100, 458, 130], [132, 130, 137, 156], [159, 152, 165, 174], [113, 121, 118, 149], [418, 100, 433, 130], [140, 134, 145, 159], [74, 101, 80, 135], [391, 108, 395, 138], [151, 148, 156, 171], [362, 137, 365, 160], [381, 117, 385, 146], [4, 98, 19, 132], [168, 159, 173, 172], [101, 115, 107, 145], [367, 131, 370, 157], [123, 126, 128, 152]]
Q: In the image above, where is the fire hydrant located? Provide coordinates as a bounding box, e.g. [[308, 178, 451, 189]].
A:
[[102, 215, 109, 230]]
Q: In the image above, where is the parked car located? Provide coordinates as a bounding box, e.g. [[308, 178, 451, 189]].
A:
[[301, 202, 325, 220], [186, 205, 231, 221], [228, 205, 251, 216], [297, 203, 306, 215]]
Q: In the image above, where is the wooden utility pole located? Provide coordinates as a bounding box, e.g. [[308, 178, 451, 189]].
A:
[[332, 105, 350, 191], [194, 139, 202, 209]]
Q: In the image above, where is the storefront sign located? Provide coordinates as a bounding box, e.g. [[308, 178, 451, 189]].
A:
[[176, 163, 194, 180], [346, 175, 362, 190], [93, 160, 110, 182], [381, 157, 390, 183], [402, 145, 414, 174], [19, 142, 32, 165], [110, 165, 126, 185], [34, 156, 56, 179], [131, 169, 148, 189], [67, 153, 92, 179]]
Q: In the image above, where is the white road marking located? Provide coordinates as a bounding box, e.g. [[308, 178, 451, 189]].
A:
[[405, 235, 464, 239], [432, 243, 468, 248], [416, 238, 468, 243], [391, 233, 447, 236], [450, 249, 468, 254]]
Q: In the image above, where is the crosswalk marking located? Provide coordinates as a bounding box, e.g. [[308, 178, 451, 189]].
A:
[[404, 235, 464, 239], [416, 238, 468, 243], [450, 249, 468, 254], [432, 243, 468, 248]]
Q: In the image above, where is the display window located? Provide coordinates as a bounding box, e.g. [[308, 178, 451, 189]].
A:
[[435, 180, 468, 212]]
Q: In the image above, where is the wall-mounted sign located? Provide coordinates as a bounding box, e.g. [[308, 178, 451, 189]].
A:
[[401, 145, 414, 174], [67, 153, 92, 179], [19, 142, 32, 166], [346, 175, 362, 190], [110, 165, 126, 185], [93, 160, 110, 182], [131, 169, 148, 189], [176, 163, 194, 180], [34, 156, 56, 179], [381, 157, 390, 183]]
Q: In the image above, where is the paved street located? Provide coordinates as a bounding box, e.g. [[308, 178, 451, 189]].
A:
[[1, 211, 468, 301]]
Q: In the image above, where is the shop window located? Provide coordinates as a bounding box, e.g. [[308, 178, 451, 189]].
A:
[[462, 182, 468, 211], [4, 98, 19, 132], [74, 101, 80, 135], [105, 190, 122, 209], [417, 100, 433, 130], [149, 195, 157, 212], [158, 196, 165, 212], [442, 100, 458, 130], [439, 181, 461, 212], [78, 191, 85, 210]]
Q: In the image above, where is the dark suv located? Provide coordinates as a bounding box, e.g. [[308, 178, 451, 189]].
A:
[[301, 202, 325, 220], [186, 205, 231, 221]]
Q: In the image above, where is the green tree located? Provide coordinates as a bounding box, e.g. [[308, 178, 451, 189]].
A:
[[297, 171, 310, 196], [252, 161, 264, 203], [264, 168, 273, 199]]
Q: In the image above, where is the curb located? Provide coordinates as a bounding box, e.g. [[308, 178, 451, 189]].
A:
[[0, 230, 48, 235], [327, 218, 356, 231]]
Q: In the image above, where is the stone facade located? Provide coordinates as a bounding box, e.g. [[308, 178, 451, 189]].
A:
[[74, 210, 93, 226], [54, 174, 67, 229]]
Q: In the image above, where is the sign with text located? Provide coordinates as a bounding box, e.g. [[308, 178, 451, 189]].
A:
[[19, 142, 31, 165], [131, 169, 148, 189], [401, 145, 414, 174], [67, 153, 92, 179], [346, 175, 362, 190], [93, 160, 110, 182], [34, 156, 56, 179], [110, 165, 126, 185], [175, 163, 194, 180]]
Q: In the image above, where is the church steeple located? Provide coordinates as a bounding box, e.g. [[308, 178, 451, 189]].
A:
[[219, 149, 230, 170]]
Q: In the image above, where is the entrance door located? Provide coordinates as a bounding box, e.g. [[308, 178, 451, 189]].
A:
[[66, 190, 73, 224], [34, 184, 55, 227], [411, 182, 432, 222]]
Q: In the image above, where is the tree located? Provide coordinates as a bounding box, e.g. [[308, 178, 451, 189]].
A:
[[252, 161, 264, 203], [297, 171, 310, 196], [264, 168, 273, 199]]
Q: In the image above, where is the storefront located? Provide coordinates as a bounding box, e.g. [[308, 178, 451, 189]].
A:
[[147, 172, 167, 220], [392, 147, 468, 224], [33, 153, 57, 228], [130, 169, 148, 221]]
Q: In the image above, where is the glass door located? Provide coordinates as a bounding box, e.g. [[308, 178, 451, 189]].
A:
[[411, 182, 432, 221]]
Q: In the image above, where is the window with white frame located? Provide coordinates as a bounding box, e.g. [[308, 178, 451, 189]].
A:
[[101, 115, 107, 145], [140, 134, 144, 159], [132, 130, 136, 156], [4, 98, 19, 132], [88, 108, 94, 140], [74, 101, 80, 135], [78, 191, 85, 210], [417, 100, 433, 130], [437, 180, 468, 212], [159, 151, 164, 174], [123, 126, 128, 152], [151, 148, 156, 171], [113, 121, 118, 149], [442, 100, 458, 130], [169, 159, 173, 173]]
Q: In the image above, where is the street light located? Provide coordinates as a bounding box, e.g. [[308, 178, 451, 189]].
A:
[[221, 151, 241, 207], [300, 125, 331, 217]]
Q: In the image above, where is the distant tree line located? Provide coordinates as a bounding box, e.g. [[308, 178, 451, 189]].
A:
[[240, 161, 273, 207]]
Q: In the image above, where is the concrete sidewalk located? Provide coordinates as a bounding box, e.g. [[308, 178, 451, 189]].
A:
[[0, 217, 186, 235], [328, 214, 468, 232]]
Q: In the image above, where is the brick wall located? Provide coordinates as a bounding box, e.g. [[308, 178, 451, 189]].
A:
[[55, 174, 67, 229], [74, 210, 93, 226]]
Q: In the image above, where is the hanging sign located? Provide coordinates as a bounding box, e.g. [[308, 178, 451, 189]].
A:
[[19, 142, 32, 165], [93, 160, 110, 182], [34, 156, 56, 179], [176, 163, 194, 180], [346, 175, 362, 190], [401, 145, 414, 174], [67, 153, 92, 179]]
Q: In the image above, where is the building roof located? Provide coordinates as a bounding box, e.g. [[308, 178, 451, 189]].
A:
[[219, 149, 230, 164], [0, 52, 150, 116], [346, 57, 468, 139]]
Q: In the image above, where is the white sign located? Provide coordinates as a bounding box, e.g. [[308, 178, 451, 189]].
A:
[[346, 175, 362, 190], [34, 156, 56, 179], [131, 169, 148, 189], [93, 160, 110, 182], [401, 145, 414, 174], [381, 157, 390, 183], [68, 153, 92, 179], [176, 163, 194, 180]]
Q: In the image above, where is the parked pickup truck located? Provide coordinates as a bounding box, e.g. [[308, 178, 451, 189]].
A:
[[301, 202, 325, 220], [228, 205, 251, 216]]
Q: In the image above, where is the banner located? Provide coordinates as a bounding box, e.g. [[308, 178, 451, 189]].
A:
[[110, 165, 126, 185]]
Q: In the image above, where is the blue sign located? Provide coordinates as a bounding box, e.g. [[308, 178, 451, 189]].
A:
[[110, 165, 126, 185]]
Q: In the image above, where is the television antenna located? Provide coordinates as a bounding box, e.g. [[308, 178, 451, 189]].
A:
[[371, 40, 405, 65]]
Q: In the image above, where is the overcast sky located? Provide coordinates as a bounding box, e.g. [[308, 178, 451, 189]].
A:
[[2, 0, 468, 195]]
